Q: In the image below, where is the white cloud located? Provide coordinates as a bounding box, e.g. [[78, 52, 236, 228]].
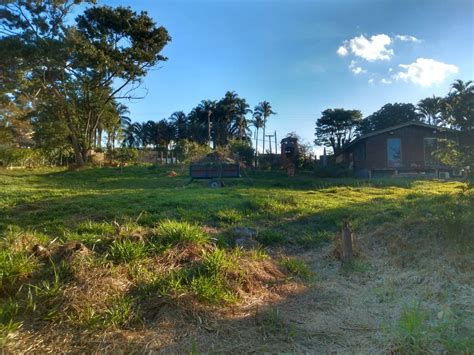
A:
[[396, 34, 421, 43], [368, 78, 375, 84], [380, 78, 392, 85], [336, 46, 348, 57], [394, 58, 459, 87], [337, 34, 393, 61], [349, 60, 366, 74]]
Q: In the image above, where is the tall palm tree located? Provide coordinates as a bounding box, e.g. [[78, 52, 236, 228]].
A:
[[169, 111, 188, 140], [417, 95, 442, 125], [254, 101, 276, 154], [198, 100, 217, 146], [233, 99, 252, 140], [252, 111, 264, 165]]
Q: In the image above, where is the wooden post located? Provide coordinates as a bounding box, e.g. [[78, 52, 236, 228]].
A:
[[341, 219, 353, 264]]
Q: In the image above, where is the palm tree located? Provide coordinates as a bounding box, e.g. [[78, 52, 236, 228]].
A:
[[233, 99, 252, 140], [451, 79, 474, 95], [169, 111, 188, 140], [122, 122, 139, 148], [444, 79, 474, 130], [198, 100, 217, 146], [251, 111, 264, 165], [254, 101, 276, 154], [417, 96, 442, 125]]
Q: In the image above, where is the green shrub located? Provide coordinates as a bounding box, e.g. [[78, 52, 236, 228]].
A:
[[229, 139, 254, 166], [108, 148, 139, 166], [0, 147, 47, 168], [173, 140, 211, 163]]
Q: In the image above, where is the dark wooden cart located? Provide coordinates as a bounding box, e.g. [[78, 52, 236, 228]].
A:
[[189, 163, 240, 187]]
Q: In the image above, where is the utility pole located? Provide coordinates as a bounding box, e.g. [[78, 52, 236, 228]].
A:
[[265, 134, 275, 155], [274, 130, 277, 155]]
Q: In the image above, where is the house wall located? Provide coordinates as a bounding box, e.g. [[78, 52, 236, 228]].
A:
[[364, 126, 452, 171]]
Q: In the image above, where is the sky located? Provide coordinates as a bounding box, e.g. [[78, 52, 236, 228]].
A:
[[101, 0, 473, 155]]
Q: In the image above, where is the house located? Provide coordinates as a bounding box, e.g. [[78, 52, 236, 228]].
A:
[[336, 121, 459, 178]]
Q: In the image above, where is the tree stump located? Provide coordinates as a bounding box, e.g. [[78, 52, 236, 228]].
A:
[[341, 219, 354, 264]]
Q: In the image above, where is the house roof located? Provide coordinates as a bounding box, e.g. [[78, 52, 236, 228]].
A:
[[338, 121, 458, 154]]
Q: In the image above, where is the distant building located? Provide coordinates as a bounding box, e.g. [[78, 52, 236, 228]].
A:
[[335, 122, 459, 178], [280, 136, 299, 164]]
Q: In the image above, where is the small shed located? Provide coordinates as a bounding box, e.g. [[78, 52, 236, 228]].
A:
[[280, 136, 299, 163], [335, 122, 459, 178]]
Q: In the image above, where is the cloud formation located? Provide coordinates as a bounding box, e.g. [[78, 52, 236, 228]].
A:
[[337, 34, 393, 61], [336, 46, 348, 57], [394, 58, 459, 87], [395, 34, 421, 42], [349, 60, 366, 74]]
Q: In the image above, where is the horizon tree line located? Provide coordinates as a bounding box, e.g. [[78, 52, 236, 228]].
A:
[[118, 91, 276, 156]]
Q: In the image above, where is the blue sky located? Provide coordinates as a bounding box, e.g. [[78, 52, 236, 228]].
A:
[[103, 0, 473, 154]]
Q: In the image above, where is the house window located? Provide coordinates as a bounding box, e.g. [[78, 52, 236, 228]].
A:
[[387, 138, 402, 167], [424, 138, 438, 166]]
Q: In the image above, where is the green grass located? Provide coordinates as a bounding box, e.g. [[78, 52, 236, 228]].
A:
[[153, 220, 210, 246], [390, 302, 474, 354], [0, 166, 473, 349], [280, 257, 314, 281]]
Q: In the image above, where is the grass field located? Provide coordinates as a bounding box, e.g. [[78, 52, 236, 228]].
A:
[[1, 166, 473, 352]]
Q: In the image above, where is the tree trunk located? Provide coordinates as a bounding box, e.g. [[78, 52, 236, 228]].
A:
[[97, 128, 102, 148], [66, 121, 85, 167], [255, 128, 259, 167], [262, 122, 266, 154]]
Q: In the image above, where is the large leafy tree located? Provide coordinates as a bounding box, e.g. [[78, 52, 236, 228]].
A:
[[314, 108, 362, 154], [0, 1, 170, 166], [359, 103, 422, 135], [254, 101, 276, 154]]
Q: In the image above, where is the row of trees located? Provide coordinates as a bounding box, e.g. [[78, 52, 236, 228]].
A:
[[119, 93, 276, 155], [315, 79, 473, 169]]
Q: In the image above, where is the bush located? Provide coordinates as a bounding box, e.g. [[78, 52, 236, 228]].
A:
[[108, 148, 138, 166], [229, 140, 254, 166], [0, 147, 48, 168], [173, 140, 211, 163]]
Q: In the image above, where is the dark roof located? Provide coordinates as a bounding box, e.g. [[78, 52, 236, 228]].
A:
[[338, 121, 457, 154]]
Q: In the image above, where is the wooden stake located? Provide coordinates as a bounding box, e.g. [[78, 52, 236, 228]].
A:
[[342, 219, 354, 263]]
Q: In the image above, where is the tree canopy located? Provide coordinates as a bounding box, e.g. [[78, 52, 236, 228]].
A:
[[314, 108, 362, 154], [358, 103, 422, 135]]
